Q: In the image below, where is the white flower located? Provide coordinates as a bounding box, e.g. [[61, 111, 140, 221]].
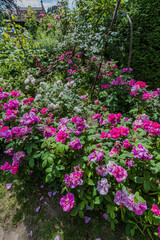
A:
[[39, 87, 44, 93], [31, 79, 36, 85], [59, 92, 64, 97], [74, 107, 82, 113], [46, 85, 49, 90], [25, 85, 30, 90], [24, 78, 30, 84], [35, 94, 42, 101], [40, 82, 46, 86]]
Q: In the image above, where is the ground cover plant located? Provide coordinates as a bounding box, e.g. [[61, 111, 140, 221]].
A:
[[0, 0, 160, 239]]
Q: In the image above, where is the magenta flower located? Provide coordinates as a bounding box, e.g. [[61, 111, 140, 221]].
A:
[[64, 172, 83, 188], [80, 95, 87, 99], [56, 130, 67, 143], [60, 193, 74, 211], [0, 162, 12, 171], [123, 139, 132, 149], [151, 205, 160, 216], [68, 138, 82, 150]]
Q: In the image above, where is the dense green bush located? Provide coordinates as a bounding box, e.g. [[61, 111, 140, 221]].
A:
[[106, 0, 160, 89]]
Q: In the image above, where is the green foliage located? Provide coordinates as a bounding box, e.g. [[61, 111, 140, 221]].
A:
[[106, 0, 160, 89]]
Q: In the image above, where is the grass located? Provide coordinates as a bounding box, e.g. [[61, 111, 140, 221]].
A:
[[0, 173, 151, 240]]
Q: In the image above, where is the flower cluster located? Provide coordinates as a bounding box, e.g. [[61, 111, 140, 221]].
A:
[[88, 150, 105, 162], [107, 161, 128, 182], [131, 144, 153, 161], [114, 189, 147, 215], [68, 137, 83, 150]]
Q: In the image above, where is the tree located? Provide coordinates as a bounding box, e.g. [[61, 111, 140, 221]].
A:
[[0, 0, 16, 10], [47, 6, 58, 14]]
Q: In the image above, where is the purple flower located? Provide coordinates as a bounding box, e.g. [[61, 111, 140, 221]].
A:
[[4, 148, 14, 155], [124, 158, 135, 168], [6, 183, 12, 190], [97, 178, 110, 195], [48, 192, 52, 197], [36, 206, 41, 212], [85, 216, 91, 223], [96, 165, 108, 176], [131, 144, 153, 161], [86, 205, 90, 210], [40, 196, 44, 201], [103, 213, 108, 220], [54, 235, 61, 240], [29, 231, 33, 238], [68, 137, 83, 150], [88, 150, 105, 162]]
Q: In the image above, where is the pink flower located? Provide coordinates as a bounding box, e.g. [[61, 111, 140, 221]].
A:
[[135, 81, 146, 89], [108, 72, 113, 76], [151, 205, 160, 216], [56, 130, 67, 143], [47, 23, 51, 28], [10, 91, 21, 97], [60, 193, 74, 211], [123, 139, 132, 149], [93, 113, 102, 120], [64, 172, 83, 188], [40, 108, 49, 114], [158, 226, 160, 237], [80, 95, 87, 99], [100, 132, 110, 138], [110, 127, 121, 139], [0, 162, 12, 171], [101, 85, 110, 89], [119, 126, 130, 136], [94, 100, 99, 105]]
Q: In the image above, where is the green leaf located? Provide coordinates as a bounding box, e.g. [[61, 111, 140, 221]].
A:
[[143, 180, 151, 192], [86, 179, 95, 186], [79, 210, 84, 218], [42, 159, 47, 168], [48, 157, 53, 164], [29, 158, 34, 168], [70, 208, 78, 216], [94, 196, 101, 205]]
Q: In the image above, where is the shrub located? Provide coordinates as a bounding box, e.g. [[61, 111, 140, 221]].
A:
[[0, 87, 160, 238]]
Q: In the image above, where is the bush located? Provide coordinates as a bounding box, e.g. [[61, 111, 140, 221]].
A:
[[0, 87, 160, 237]]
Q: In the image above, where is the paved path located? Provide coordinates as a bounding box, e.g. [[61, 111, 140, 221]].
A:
[[0, 224, 29, 240]]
